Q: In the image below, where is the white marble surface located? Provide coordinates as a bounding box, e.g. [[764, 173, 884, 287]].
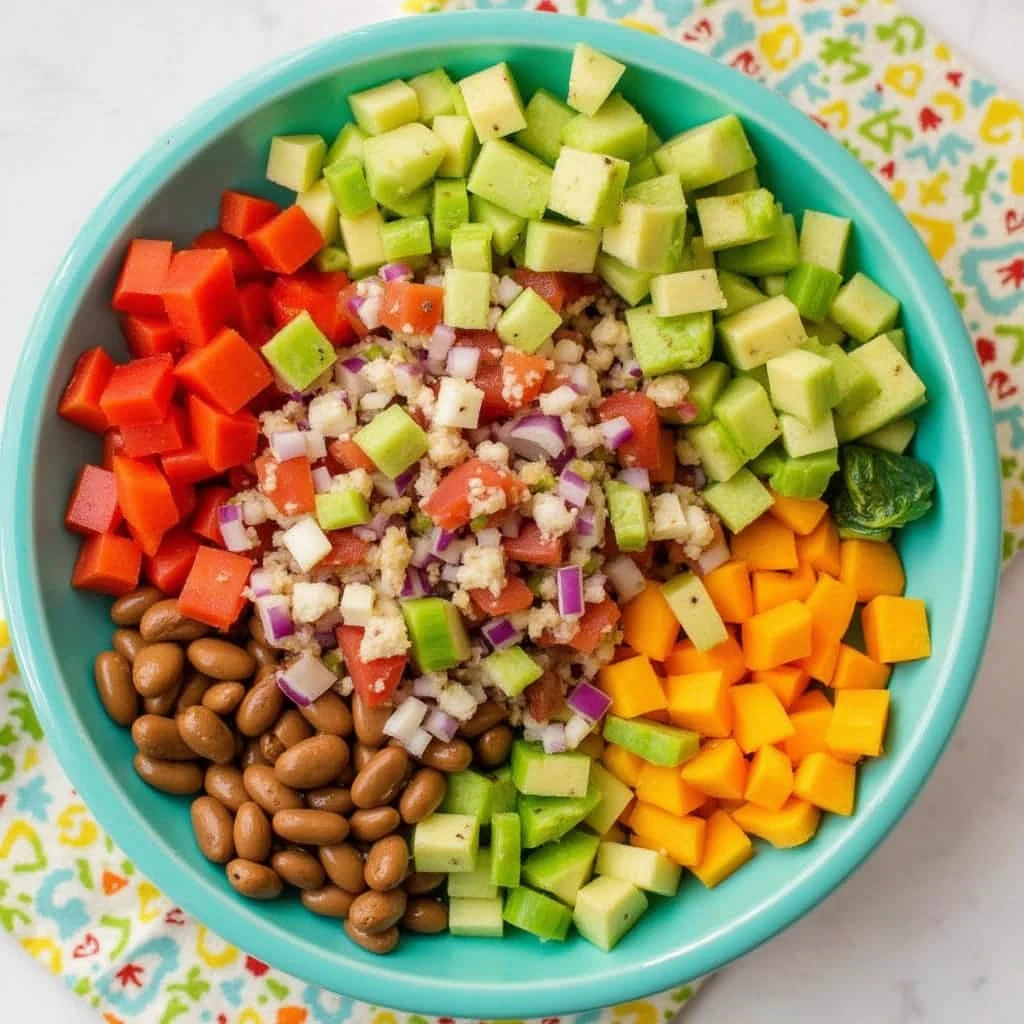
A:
[[1, 1, 1023, 1020]]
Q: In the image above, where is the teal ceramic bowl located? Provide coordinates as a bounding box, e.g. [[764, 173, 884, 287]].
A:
[[0, 12, 1001, 1018]]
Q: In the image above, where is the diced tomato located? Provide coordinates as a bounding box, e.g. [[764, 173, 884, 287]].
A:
[[193, 228, 265, 283], [235, 281, 272, 340], [378, 281, 445, 334], [598, 393, 662, 470], [321, 529, 372, 567], [328, 438, 377, 473], [64, 465, 122, 536], [161, 247, 239, 348], [649, 427, 677, 484], [143, 528, 201, 595], [512, 270, 578, 314], [337, 626, 407, 708], [503, 521, 564, 566], [112, 239, 173, 316], [191, 484, 234, 546], [174, 326, 273, 414], [120, 315, 181, 359], [111, 455, 180, 557], [102, 429, 127, 470], [99, 353, 176, 427], [256, 454, 316, 516], [227, 465, 257, 492], [566, 598, 622, 653], [161, 445, 218, 486], [187, 394, 259, 472], [177, 546, 252, 630], [473, 345, 548, 423], [469, 575, 535, 615], [269, 271, 354, 345], [71, 532, 142, 596], [246, 206, 323, 275], [59, 347, 115, 434], [525, 673, 565, 722], [120, 405, 188, 458], [423, 459, 528, 530], [219, 190, 280, 240]]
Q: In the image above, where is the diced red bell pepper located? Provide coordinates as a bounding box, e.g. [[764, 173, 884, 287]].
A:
[[71, 532, 143, 596], [64, 465, 122, 536], [143, 527, 201, 595], [502, 521, 564, 566], [177, 546, 252, 630], [269, 271, 355, 345], [328, 438, 377, 473], [120, 314, 181, 359], [191, 484, 235, 545], [337, 626, 407, 707], [59, 347, 115, 434], [469, 576, 535, 615], [649, 427, 677, 484], [236, 281, 272, 340], [161, 248, 239, 347], [112, 239, 173, 316], [255, 454, 316, 516], [599, 392, 662, 470], [174, 326, 273, 414], [111, 455, 181, 557], [422, 459, 528, 530], [193, 228, 265, 283], [161, 445, 218, 487], [99, 353, 176, 427], [187, 394, 259, 472], [120, 405, 188, 458], [378, 281, 445, 334], [102, 428, 127, 470], [246, 206, 323, 275], [220, 190, 280, 240], [320, 529, 372, 567], [565, 598, 621, 653]]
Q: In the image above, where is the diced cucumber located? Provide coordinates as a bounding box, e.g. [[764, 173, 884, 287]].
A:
[[448, 850, 498, 899], [749, 442, 785, 480], [829, 272, 900, 342], [717, 294, 807, 370], [470, 195, 526, 255], [313, 246, 349, 273], [262, 312, 337, 392], [799, 210, 851, 274], [523, 830, 600, 906], [696, 166, 761, 198], [482, 646, 543, 698], [702, 467, 775, 533], [760, 274, 788, 297], [519, 782, 602, 848], [441, 770, 506, 825], [661, 572, 728, 652], [503, 887, 572, 941], [266, 134, 326, 193], [549, 147, 630, 227], [596, 252, 653, 306], [810, 318, 847, 346], [716, 212, 800, 276], [596, 842, 681, 896], [695, 189, 780, 251], [432, 179, 470, 249], [412, 812, 480, 873], [683, 420, 746, 482], [294, 181, 338, 246], [432, 116, 477, 179], [401, 596, 470, 672], [468, 140, 553, 220], [682, 361, 731, 425], [713, 376, 781, 459], [766, 348, 839, 424], [623, 174, 687, 213], [784, 261, 843, 322], [378, 184, 433, 219], [623, 305, 713, 376], [363, 123, 445, 205], [314, 489, 370, 531], [516, 89, 577, 167], [769, 449, 839, 499], [325, 157, 374, 218], [408, 68, 457, 123], [450, 896, 504, 937], [688, 235, 715, 271], [490, 812, 522, 888], [584, 762, 634, 835], [353, 405, 428, 479], [604, 480, 651, 552], [325, 123, 366, 166], [602, 202, 685, 274], [626, 156, 660, 186], [458, 62, 527, 141], [803, 337, 879, 411], [715, 270, 767, 319], [339, 206, 387, 274], [349, 79, 420, 135], [443, 267, 492, 329], [653, 114, 757, 192], [602, 715, 700, 767], [651, 269, 726, 317], [451, 223, 493, 272], [780, 411, 838, 458], [497, 287, 563, 353], [561, 94, 648, 162], [524, 221, 601, 274], [573, 876, 648, 951], [511, 741, 591, 798], [381, 216, 432, 261], [861, 416, 916, 454], [568, 43, 626, 117]]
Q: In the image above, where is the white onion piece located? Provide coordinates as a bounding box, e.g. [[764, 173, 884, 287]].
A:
[[384, 697, 429, 745], [405, 727, 433, 758], [696, 540, 731, 575], [277, 651, 336, 707], [605, 555, 647, 603], [564, 714, 593, 750]]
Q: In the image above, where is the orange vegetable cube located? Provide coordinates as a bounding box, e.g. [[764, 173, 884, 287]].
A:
[[629, 832, 664, 854], [597, 655, 667, 718], [769, 493, 828, 536], [601, 744, 645, 787], [71, 532, 143, 596], [791, 690, 832, 713], [663, 634, 747, 685], [861, 596, 930, 663], [782, 706, 833, 764], [839, 539, 905, 602], [701, 560, 753, 624], [796, 514, 840, 577], [831, 644, 891, 690], [741, 600, 813, 671], [744, 745, 794, 811], [751, 666, 809, 710], [177, 547, 253, 631], [635, 763, 705, 816], [731, 515, 798, 571], [621, 583, 680, 661], [629, 803, 707, 867], [794, 751, 856, 816], [805, 573, 858, 643], [731, 797, 821, 848], [681, 739, 749, 800], [752, 564, 816, 613], [729, 684, 795, 753], [798, 630, 840, 685], [827, 690, 891, 758], [690, 810, 754, 888], [665, 671, 732, 738]]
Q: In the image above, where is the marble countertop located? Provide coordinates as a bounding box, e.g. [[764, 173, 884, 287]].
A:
[[1, 1, 1022, 1020]]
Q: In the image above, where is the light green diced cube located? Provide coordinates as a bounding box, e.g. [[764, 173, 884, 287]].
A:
[[363, 123, 445, 204], [626, 156, 660, 186], [661, 571, 728, 651], [780, 411, 838, 458], [468, 140, 553, 220], [295, 180, 338, 246], [482, 646, 543, 698], [716, 211, 800, 276], [714, 376, 781, 460], [458, 62, 527, 141], [314, 488, 370, 531], [443, 268, 492, 329], [716, 270, 766, 319], [561, 95, 648, 162], [861, 417, 917, 454], [432, 115, 477, 178], [829, 272, 900, 342], [799, 210, 852, 274], [449, 897, 504, 937], [266, 134, 326, 193], [516, 89, 576, 167], [696, 189, 780, 251], [689, 235, 715, 271], [549, 147, 630, 227], [653, 114, 757, 192], [584, 763, 634, 836], [339, 206, 386, 275], [568, 43, 627, 116], [604, 480, 650, 552], [380, 216, 432, 261], [625, 304, 713, 377], [596, 842, 681, 897], [524, 221, 601, 274], [573, 877, 648, 951], [380, 186, 433, 219], [717, 294, 807, 370], [313, 246, 350, 273], [325, 123, 366, 166], [451, 223, 493, 272], [470, 195, 526, 255], [349, 79, 420, 135], [769, 449, 840, 500], [761, 275, 788, 297], [766, 348, 839, 424], [784, 261, 843, 322], [324, 157, 374, 218], [809, 318, 846, 346], [602, 203, 685, 273], [623, 173, 687, 213], [651, 269, 726, 316], [412, 813, 480, 873], [447, 851, 498, 899], [682, 361, 732, 425], [702, 468, 775, 533], [353, 405, 429, 479], [431, 179, 470, 248], [699, 166, 761, 197], [803, 337, 879, 411], [596, 252, 653, 306], [261, 312, 337, 392], [408, 68, 457, 122]]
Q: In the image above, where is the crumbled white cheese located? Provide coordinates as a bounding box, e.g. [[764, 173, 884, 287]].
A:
[[438, 683, 479, 721], [527, 602, 560, 641], [539, 385, 579, 417], [427, 426, 471, 468], [333, 468, 373, 500], [412, 385, 437, 419], [451, 588, 473, 614], [583, 575, 607, 604], [476, 440, 510, 468], [517, 461, 551, 488], [467, 474, 508, 518], [377, 496, 413, 518], [592, 314, 630, 351], [340, 582, 375, 627], [291, 581, 341, 623], [456, 545, 506, 595], [553, 338, 583, 364], [683, 504, 714, 555], [378, 526, 413, 598], [650, 492, 691, 542], [434, 378, 485, 430], [532, 493, 577, 539], [414, 459, 440, 500], [645, 374, 691, 408], [308, 393, 356, 437], [362, 358, 397, 396], [359, 390, 392, 412], [536, 573, 557, 601], [359, 599, 410, 661], [282, 517, 332, 572]]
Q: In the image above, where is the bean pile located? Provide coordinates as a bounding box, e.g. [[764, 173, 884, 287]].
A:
[[93, 587, 522, 953]]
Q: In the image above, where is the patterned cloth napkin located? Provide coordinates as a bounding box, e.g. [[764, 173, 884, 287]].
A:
[[1, 1, 1022, 1022]]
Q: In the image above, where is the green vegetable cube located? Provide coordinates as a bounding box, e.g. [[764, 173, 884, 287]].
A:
[[716, 212, 800, 276], [626, 156, 659, 186], [596, 842, 681, 897], [353, 405, 428, 479], [401, 597, 470, 672], [518, 783, 602, 848], [761, 274, 788, 297], [784, 261, 843, 322], [799, 210, 851, 274], [503, 887, 572, 941], [458, 62, 527, 141], [682, 361, 731, 425], [702, 467, 775, 533], [861, 417, 916, 454], [442, 771, 504, 825], [651, 269, 726, 317], [412, 812, 479, 873], [294, 181, 338, 246], [363, 123, 445, 204], [380, 216, 432, 261], [595, 252, 653, 307], [829, 272, 900, 343], [714, 376, 781, 459], [469, 195, 525, 255], [523, 221, 601, 274], [511, 741, 591, 798], [683, 421, 745, 483], [549, 147, 630, 227], [523, 830, 600, 906], [339, 206, 387, 275], [378, 185, 432, 219], [653, 114, 757, 192], [266, 134, 326, 193], [314, 488, 370, 531], [449, 897, 504, 937], [562, 95, 648, 162], [695, 189, 780, 251], [717, 294, 807, 370], [408, 68, 457, 122], [573, 876, 648, 951], [261, 312, 337, 392], [448, 851, 498, 899], [349, 79, 420, 135], [780, 411, 838, 458], [604, 480, 651, 552], [451, 223, 494, 272], [716, 270, 767, 319], [623, 305, 713, 376], [769, 450, 839, 500], [325, 123, 366, 166], [490, 812, 522, 888], [482, 647, 543, 697], [623, 174, 687, 213], [661, 572, 728, 652], [443, 267, 492, 329], [432, 115, 477, 178], [324, 157, 374, 218], [584, 763, 634, 836], [767, 348, 839, 425], [697, 166, 761, 198], [468, 140, 553, 220], [431, 179, 470, 248], [313, 246, 350, 273], [567, 43, 626, 116], [496, 287, 562, 353], [516, 89, 576, 167], [602, 202, 685, 273], [602, 715, 700, 767], [802, 337, 879, 411]]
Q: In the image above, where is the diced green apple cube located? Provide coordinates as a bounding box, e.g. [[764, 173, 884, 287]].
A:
[[716, 270, 767, 319], [682, 361, 731, 425], [266, 134, 326, 193], [585, 762, 634, 836], [595, 252, 653, 306], [349, 79, 420, 135], [623, 173, 687, 213], [412, 813, 479, 873], [523, 829, 600, 906], [561, 95, 648, 162], [523, 221, 601, 274], [549, 147, 630, 227], [770, 449, 839, 499], [573, 876, 648, 951], [458, 62, 528, 141], [314, 488, 370, 531], [443, 267, 492, 329], [780, 411, 838, 458], [767, 348, 840, 424], [651, 269, 726, 317], [861, 417, 916, 454], [567, 43, 626, 116], [353, 405, 429, 479], [596, 842, 681, 896], [496, 287, 563, 353], [447, 850, 498, 898], [432, 115, 477, 178], [653, 114, 757, 192], [799, 210, 852, 274], [401, 597, 470, 672], [829, 272, 900, 342], [516, 89, 577, 167], [482, 647, 543, 698], [784, 261, 843, 322], [503, 886, 572, 941], [717, 294, 807, 369], [696, 189, 781, 251], [490, 812, 522, 888], [339, 206, 387, 275], [449, 896, 505, 937], [661, 572, 728, 651], [702, 467, 775, 533], [408, 68, 457, 122]]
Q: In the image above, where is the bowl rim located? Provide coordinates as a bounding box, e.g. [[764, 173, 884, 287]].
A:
[[0, 11, 1002, 1017]]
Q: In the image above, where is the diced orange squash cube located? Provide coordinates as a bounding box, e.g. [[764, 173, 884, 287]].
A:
[[827, 689, 890, 758], [681, 738, 749, 800], [635, 762, 706, 816], [690, 810, 754, 888], [729, 684, 795, 753], [861, 596, 930, 663], [797, 630, 840, 685], [769, 493, 828, 536], [601, 743, 645, 787], [782, 706, 832, 764], [839, 539, 905, 602], [796, 514, 840, 576], [791, 690, 832, 713], [630, 803, 707, 867], [731, 797, 821, 848], [794, 751, 856, 816], [702, 560, 754, 624], [744, 745, 794, 811], [831, 644, 891, 690], [629, 832, 664, 854], [752, 666, 810, 710], [731, 515, 798, 571], [664, 634, 748, 685], [621, 583, 680, 661], [751, 564, 816, 614], [665, 670, 732, 738], [598, 654, 667, 718], [695, 797, 722, 818], [805, 573, 858, 642], [742, 600, 813, 670]]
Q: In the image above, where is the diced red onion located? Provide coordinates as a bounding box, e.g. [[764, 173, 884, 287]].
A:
[[429, 526, 455, 557], [304, 430, 327, 461], [541, 722, 567, 754], [599, 416, 634, 450], [346, 295, 365, 315], [475, 528, 502, 548], [338, 357, 368, 401], [619, 468, 650, 492], [500, 512, 522, 538], [380, 261, 414, 283], [696, 540, 731, 575], [394, 363, 424, 391], [405, 727, 433, 758], [558, 468, 590, 508], [412, 675, 440, 699], [481, 617, 522, 650], [446, 346, 480, 380], [217, 505, 252, 553], [311, 466, 333, 494], [423, 707, 460, 742], [566, 681, 613, 722], [248, 567, 273, 599], [605, 555, 646, 603], [401, 568, 429, 598], [428, 324, 456, 362], [507, 414, 567, 461], [314, 630, 339, 650], [410, 535, 437, 569], [440, 564, 461, 584], [373, 468, 415, 498], [556, 565, 584, 617], [270, 430, 309, 462], [574, 507, 596, 537], [564, 713, 593, 750], [256, 595, 295, 646], [383, 697, 429, 745], [566, 364, 591, 394], [277, 651, 336, 707], [352, 526, 379, 542], [358, 295, 382, 330]]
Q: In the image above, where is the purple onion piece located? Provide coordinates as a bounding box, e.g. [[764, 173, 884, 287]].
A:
[[380, 261, 414, 283], [556, 564, 584, 617], [599, 416, 634, 450], [619, 468, 650, 492], [507, 413, 567, 461], [558, 468, 590, 508], [248, 567, 273, 599], [277, 651, 336, 706], [256, 595, 294, 646], [446, 345, 480, 380], [423, 707, 459, 743], [481, 617, 523, 651], [541, 722, 567, 754], [566, 681, 613, 722]]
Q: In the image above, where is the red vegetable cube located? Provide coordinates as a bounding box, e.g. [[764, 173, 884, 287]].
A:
[[143, 528, 202, 595], [99, 353, 176, 427], [161, 248, 239, 347], [58, 347, 115, 434], [112, 239, 173, 316], [178, 546, 252, 629], [64, 465, 122, 536], [246, 206, 323, 275], [71, 532, 142, 596], [111, 455, 180, 557], [193, 228, 265, 283], [161, 445, 218, 486], [220, 190, 280, 239], [120, 405, 188, 458], [120, 314, 181, 359], [191, 485, 234, 545], [236, 281, 272, 340], [187, 394, 259, 472], [174, 326, 273, 414]]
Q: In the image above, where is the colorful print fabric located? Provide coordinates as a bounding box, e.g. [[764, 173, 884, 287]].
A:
[[3, 2, 1022, 1022]]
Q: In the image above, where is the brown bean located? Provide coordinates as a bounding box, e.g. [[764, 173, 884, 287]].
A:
[[187, 638, 256, 681], [348, 889, 407, 934], [420, 738, 472, 773], [352, 742, 378, 772], [133, 753, 203, 795], [242, 764, 303, 814], [94, 651, 138, 726], [226, 859, 282, 900], [299, 690, 353, 737], [404, 871, 445, 895], [190, 796, 235, 864], [202, 681, 246, 715], [398, 768, 447, 825], [113, 628, 147, 663], [301, 885, 354, 919], [364, 835, 409, 892], [319, 843, 367, 894], [236, 677, 285, 737], [352, 694, 391, 747], [247, 639, 277, 671], [131, 715, 195, 761], [259, 732, 286, 764], [577, 733, 605, 759], [143, 682, 182, 716], [241, 739, 269, 769], [174, 672, 212, 713], [233, 801, 273, 862], [344, 920, 399, 954], [205, 765, 248, 813], [274, 735, 350, 790], [274, 709, 314, 749], [110, 587, 163, 627], [349, 806, 400, 843], [272, 849, 327, 890], [139, 599, 209, 643], [132, 643, 185, 699], [401, 897, 448, 934], [475, 724, 513, 768], [306, 787, 355, 815], [458, 700, 508, 739], [272, 809, 349, 846], [351, 746, 409, 810], [248, 613, 268, 645], [178, 705, 235, 764]]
